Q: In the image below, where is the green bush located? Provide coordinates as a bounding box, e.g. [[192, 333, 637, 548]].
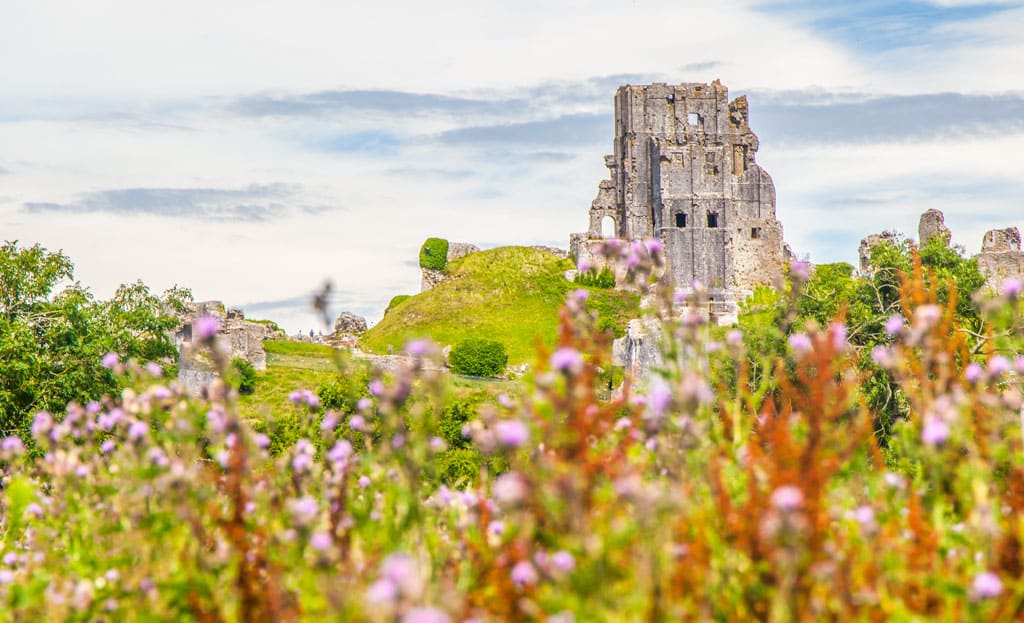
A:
[[437, 447, 483, 486], [419, 237, 449, 271], [448, 338, 508, 377], [385, 294, 411, 315], [574, 266, 616, 288], [230, 358, 258, 395], [317, 369, 371, 413]]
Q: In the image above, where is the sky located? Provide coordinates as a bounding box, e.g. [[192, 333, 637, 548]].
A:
[[2, 0, 1023, 332]]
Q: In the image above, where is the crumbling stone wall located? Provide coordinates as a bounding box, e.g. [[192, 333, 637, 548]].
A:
[[175, 301, 272, 394], [977, 227, 1024, 289], [421, 242, 480, 292], [570, 81, 787, 310], [919, 209, 951, 247]]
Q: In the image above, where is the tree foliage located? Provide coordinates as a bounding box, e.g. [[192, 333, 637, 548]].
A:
[[448, 338, 508, 377], [418, 237, 449, 271], [0, 241, 190, 437]]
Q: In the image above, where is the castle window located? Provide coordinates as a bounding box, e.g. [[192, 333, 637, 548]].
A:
[[688, 113, 701, 127], [675, 213, 687, 228], [601, 216, 616, 238], [707, 212, 719, 228], [751, 227, 761, 239]]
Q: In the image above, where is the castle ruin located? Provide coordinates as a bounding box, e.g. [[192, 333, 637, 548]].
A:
[[571, 81, 788, 310]]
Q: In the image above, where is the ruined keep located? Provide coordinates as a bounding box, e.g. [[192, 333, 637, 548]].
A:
[[571, 81, 787, 308]]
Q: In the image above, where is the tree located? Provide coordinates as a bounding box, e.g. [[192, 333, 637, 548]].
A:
[[0, 241, 190, 439]]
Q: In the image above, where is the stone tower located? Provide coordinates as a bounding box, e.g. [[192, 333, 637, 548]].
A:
[[571, 81, 787, 307]]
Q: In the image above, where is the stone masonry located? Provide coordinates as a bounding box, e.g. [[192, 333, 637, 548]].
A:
[[421, 242, 480, 292], [570, 81, 788, 312], [977, 227, 1024, 289], [175, 301, 277, 394]]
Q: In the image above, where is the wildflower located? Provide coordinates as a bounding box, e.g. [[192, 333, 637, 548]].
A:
[[357, 397, 373, 412], [368, 379, 385, 397], [572, 288, 589, 303], [510, 561, 538, 587], [550, 347, 584, 374], [1000, 277, 1022, 298], [194, 315, 220, 339], [551, 551, 576, 573], [309, 531, 332, 552], [494, 419, 530, 449], [770, 485, 804, 511], [380, 553, 423, 598], [288, 496, 319, 526], [127, 421, 148, 442], [366, 578, 398, 604], [913, 304, 942, 328], [403, 607, 450, 623], [885, 315, 904, 336], [973, 571, 1003, 598], [291, 453, 312, 473], [288, 389, 319, 408], [25, 503, 43, 518], [0, 569, 13, 584], [964, 363, 983, 384], [829, 322, 848, 350], [852, 506, 876, 531], [493, 471, 528, 505], [645, 238, 663, 254], [349, 414, 367, 431], [358, 476, 371, 488], [487, 520, 505, 536], [921, 417, 950, 446], [253, 433, 270, 449], [405, 339, 431, 357], [615, 417, 632, 431], [789, 260, 810, 281], [647, 384, 671, 418], [320, 413, 337, 431], [429, 436, 447, 452], [100, 440, 116, 454], [883, 472, 906, 489], [145, 361, 163, 377], [31, 411, 54, 439], [871, 346, 894, 368], [101, 353, 119, 369], [577, 259, 591, 273], [498, 393, 516, 409], [988, 355, 1012, 376], [726, 329, 743, 347], [327, 440, 353, 466], [147, 447, 169, 468], [1, 436, 24, 456], [787, 333, 812, 355]]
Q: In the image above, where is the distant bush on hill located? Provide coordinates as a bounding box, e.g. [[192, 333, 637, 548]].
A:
[[419, 237, 449, 271], [231, 358, 258, 395], [448, 338, 508, 377]]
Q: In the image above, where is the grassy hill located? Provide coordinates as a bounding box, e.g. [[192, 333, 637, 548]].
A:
[[361, 246, 639, 364]]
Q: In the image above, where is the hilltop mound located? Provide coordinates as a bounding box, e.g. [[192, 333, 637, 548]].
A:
[[361, 246, 638, 364]]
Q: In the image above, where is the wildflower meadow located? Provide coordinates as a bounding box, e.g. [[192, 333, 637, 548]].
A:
[[2, 241, 1024, 621]]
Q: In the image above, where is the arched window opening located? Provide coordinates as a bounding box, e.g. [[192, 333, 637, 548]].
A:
[[601, 216, 617, 238]]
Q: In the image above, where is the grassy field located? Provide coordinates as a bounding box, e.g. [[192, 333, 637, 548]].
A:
[[361, 246, 639, 364], [237, 340, 342, 420]]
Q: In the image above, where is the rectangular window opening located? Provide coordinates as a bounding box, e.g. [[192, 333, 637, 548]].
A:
[[688, 113, 701, 127], [707, 212, 718, 228], [675, 213, 687, 228], [751, 227, 761, 239]]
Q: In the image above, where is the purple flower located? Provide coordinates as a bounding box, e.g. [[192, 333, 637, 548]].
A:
[[100, 439, 116, 454], [101, 353, 119, 369], [770, 485, 804, 511], [787, 333, 812, 355], [487, 520, 505, 536], [0, 569, 13, 584], [1, 436, 25, 455], [404, 339, 431, 357], [402, 607, 450, 623], [327, 440, 353, 466], [1001, 277, 1022, 298], [358, 475, 371, 488], [493, 471, 528, 505], [31, 411, 53, 439], [921, 417, 950, 446], [368, 379, 385, 397], [309, 531, 332, 552], [852, 505, 876, 530], [871, 346, 893, 368], [494, 419, 530, 449], [647, 384, 672, 418], [550, 550, 575, 573], [349, 414, 367, 431], [626, 253, 640, 268], [291, 453, 312, 473], [577, 259, 591, 273], [145, 362, 163, 377], [830, 322, 848, 350], [194, 315, 220, 339], [644, 238, 663, 254], [914, 304, 942, 328], [790, 260, 810, 281], [726, 329, 743, 347], [550, 347, 584, 374], [127, 421, 148, 442], [883, 472, 905, 489], [510, 561, 538, 587], [964, 363, 984, 383], [288, 496, 319, 526], [988, 355, 1012, 376], [973, 571, 1003, 598], [357, 397, 373, 412], [366, 578, 398, 604], [253, 433, 270, 449], [572, 289, 589, 303], [147, 447, 169, 468], [885, 315, 905, 336]]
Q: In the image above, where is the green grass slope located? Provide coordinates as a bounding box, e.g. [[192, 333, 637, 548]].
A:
[[361, 246, 639, 364]]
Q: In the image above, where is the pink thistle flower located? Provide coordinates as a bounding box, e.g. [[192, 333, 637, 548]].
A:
[[404, 339, 431, 357], [253, 434, 270, 449], [327, 440, 353, 466], [357, 397, 373, 412], [366, 578, 398, 604], [349, 414, 367, 431], [914, 304, 942, 328], [645, 238, 663, 254], [550, 347, 583, 374], [493, 471, 528, 505], [885, 315, 905, 336], [770, 485, 804, 511], [309, 531, 332, 552], [973, 571, 1003, 598], [358, 475, 371, 488], [288, 496, 319, 526], [788, 333, 812, 355], [1001, 278, 1022, 298], [789, 260, 810, 281], [101, 353, 119, 369], [726, 329, 743, 347], [964, 363, 983, 383], [145, 362, 163, 377], [368, 379, 385, 397], [127, 421, 148, 442], [194, 315, 220, 339], [551, 550, 575, 573], [403, 607, 450, 623], [494, 419, 530, 448], [921, 417, 950, 446], [988, 355, 1012, 376], [510, 561, 538, 587]]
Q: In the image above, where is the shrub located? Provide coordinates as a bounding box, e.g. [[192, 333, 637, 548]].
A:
[[419, 237, 449, 271], [317, 369, 371, 413], [385, 294, 411, 315], [574, 266, 615, 288], [437, 447, 483, 486], [230, 358, 258, 395], [448, 338, 508, 377]]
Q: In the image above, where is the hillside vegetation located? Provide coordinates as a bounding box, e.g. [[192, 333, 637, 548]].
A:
[[361, 246, 639, 363]]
